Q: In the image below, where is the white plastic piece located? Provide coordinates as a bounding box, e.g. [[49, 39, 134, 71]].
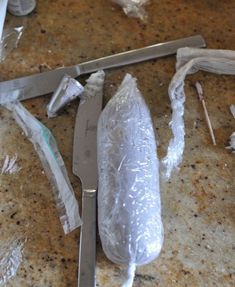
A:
[[230, 105, 235, 118], [113, 0, 149, 20], [47, 75, 84, 118], [0, 237, 25, 286], [97, 74, 163, 287], [226, 132, 235, 153], [4, 101, 82, 234], [80, 70, 105, 104], [162, 48, 235, 179]]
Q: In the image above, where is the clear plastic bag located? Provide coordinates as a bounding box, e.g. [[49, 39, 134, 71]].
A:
[[162, 48, 235, 179], [97, 74, 163, 287], [113, 0, 150, 20]]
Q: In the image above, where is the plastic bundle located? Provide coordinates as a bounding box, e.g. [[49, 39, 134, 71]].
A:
[[97, 74, 163, 286]]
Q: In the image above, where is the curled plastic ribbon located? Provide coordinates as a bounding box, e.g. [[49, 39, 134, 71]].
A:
[[162, 48, 235, 179]]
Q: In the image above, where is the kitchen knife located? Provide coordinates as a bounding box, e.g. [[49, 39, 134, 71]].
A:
[[0, 35, 206, 102], [73, 87, 103, 287]]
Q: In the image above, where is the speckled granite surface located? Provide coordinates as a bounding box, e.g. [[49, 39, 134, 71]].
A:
[[0, 0, 235, 286]]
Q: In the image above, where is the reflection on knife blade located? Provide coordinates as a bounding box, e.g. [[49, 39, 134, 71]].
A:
[[0, 35, 206, 103]]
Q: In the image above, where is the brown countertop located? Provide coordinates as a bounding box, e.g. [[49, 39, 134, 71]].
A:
[[0, 0, 235, 286]]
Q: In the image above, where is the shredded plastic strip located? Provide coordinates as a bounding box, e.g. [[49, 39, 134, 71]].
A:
[[230, 105, 235, 118], [113, 0, 150, 20], [1, 154, 21, 174], [226, 132, 235, 153], [0, 236, 26, 286], [98, 74, 163, 287], [4, 101, 82, 234], [162, 48, 235, 179]]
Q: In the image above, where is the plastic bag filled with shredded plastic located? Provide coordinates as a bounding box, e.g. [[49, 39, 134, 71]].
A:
[[162, 48, 235, 179], [97, 74, 163, 287], [4, 101, 82, 234], [113, 0, 149, 20]]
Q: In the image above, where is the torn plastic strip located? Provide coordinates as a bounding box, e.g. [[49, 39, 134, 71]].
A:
[[162, 48, 235, 179], [0, 236, 26, 286], [226, 132, 235, 153], [47, 75, 84, 118], [4, 101, 82, 234]]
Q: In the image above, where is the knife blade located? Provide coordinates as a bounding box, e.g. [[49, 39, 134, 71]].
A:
[[73, 88, 103, 287], [0, 35, 206, 102]]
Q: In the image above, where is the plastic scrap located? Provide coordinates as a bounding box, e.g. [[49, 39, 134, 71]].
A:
[[226, 132, 235, 153], [80, 70, 105, 103], [230, 105, 235, 118], [113, 0, 149, 20], [0, 20, 25, 62], [4, 101, 82, 234], [162, 48, 235, 179], [97, 74, 163, 287], [0, 236, 25, 286], [47, 75, 84, 118], [1, 154, 21, 174]]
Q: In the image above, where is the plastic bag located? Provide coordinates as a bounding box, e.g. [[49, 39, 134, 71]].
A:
[[97, 74, 163, 287], [4, 101, 82, 234], [113, 0, 149, 20], [162, 48, 235, 179]]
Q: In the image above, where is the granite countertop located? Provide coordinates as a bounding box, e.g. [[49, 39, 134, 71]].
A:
[[0, 1, 235, 286]]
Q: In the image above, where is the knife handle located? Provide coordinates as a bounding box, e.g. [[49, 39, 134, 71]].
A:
[[78, 189, 97, 287]]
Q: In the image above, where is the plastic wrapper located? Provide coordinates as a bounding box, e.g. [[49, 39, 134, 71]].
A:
[[113, 0, 149, 20], [162, 48, 235, 179], [0, 236, 25, 286], [97, 74, 163, 287], [0, 18, 25, 62], [47, 75, 84, 118], [4, 101, 82, 234]]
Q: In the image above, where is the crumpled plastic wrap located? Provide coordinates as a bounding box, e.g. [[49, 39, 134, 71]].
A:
[[0, 18, 25, 62], [0, 236, 26, 286], [47, 75, 84, 118], [1, 154, 21, 174], [97, 74, 163, 287], [113, 0, 149, 20], [162, 48, 235, 179], [4, 101, 82, 234], [80, 70, 105, 103]]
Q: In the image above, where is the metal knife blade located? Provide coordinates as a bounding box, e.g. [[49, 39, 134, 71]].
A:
[[73, 89, 103, 287], [0, 35, 206, 102]]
